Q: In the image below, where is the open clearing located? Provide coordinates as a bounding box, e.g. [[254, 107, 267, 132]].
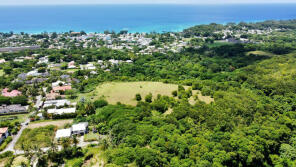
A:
[[15, 125, 56, 150], [0, 70, 4, 77], [0, 114, 29, 122], [78, 82, 213, 105], [12, 156, 29, 167], [247, 51, 275, 57], [27, 119, 73, 129]]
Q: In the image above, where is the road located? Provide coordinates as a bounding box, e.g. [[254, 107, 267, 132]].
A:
[[1, 119, 30, 154], [0, 96, 42, 154]]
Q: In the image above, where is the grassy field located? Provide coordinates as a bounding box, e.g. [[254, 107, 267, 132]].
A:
[[64, 68, 79, 73], [15, 125, 56, 150], [76, 82, 213, 106], [11, 156, 29, 167], [0, 70, 4, 77], [0, 114, 29, 123], [247, 50, 276, 57], [0, 157, 9, 167], [77, 82, 179, 105], [65, 157, 84, 167], [84, 133, 100, 142], [207, 41, 232, 48], [83, 146, 106, 167], [28, 119, 73, 129]]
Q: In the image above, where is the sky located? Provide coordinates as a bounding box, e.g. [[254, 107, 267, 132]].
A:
[[0, 0, 295, 5]]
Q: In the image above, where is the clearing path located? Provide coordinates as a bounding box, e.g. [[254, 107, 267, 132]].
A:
[[27, 119, 73, 129]]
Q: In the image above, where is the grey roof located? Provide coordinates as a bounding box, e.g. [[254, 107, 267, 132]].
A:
[[0, 105, 27, 114]]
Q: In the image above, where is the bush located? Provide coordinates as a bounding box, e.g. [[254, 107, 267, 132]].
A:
[[11, 96, 28, 105], [0, 151, 13, 158], [94, 99, 108, 108], [0, 136, 13, 151], [145, 93, 152, 103], [0, 96, 11, 105], [135, 94, 142, 101], [192, 82, 203, 90], [172, 90, 178, 97]]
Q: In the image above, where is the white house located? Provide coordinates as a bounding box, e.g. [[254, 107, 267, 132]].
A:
[[47, 108, 76, 115], [43, 99, 72, 108], [72, 122, 88, 135], [55, 128, 72, 139]]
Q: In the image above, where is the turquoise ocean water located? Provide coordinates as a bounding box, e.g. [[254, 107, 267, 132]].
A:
[[0, 4, 296, 33]]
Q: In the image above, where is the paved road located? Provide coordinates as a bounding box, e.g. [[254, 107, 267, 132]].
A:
[[1, 96, 40, 154], [1, 119, 30, 154]]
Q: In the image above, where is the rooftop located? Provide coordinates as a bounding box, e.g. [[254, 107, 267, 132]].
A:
[[55, 128, 71, 139]]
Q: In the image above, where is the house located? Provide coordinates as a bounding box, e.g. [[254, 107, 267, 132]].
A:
[[0, 105, 27, 115], [80, 63, 96, 70], [55, 128, 72, 139], [60, 75, 71, 80], [52, 85, 72, 93], [43, 99, 72, 108], [0, 59, 5, 64], [52, 80, 67, 87], [46, 92, 64, 100], [72, 122, 88, 135], [0, 127, 9, 138], [97, 60, 104, 64], [25, 78, 47, 84], [47, 108, 76, 115], [0, 127, 9, 144], [17, 73, 27, 81], [2, 88, 22, 97], [68, 61, 76, 69]]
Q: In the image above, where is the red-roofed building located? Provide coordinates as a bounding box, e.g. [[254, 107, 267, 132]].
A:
[[2, 88, 22, 97], [52, 85, 72, 93]]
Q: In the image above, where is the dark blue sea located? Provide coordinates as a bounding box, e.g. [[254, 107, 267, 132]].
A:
[[1, 4, 296, 33]]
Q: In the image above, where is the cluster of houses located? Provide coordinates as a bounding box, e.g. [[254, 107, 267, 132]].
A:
[[55, 122, 88, 139], [0, 88, 28, 115]]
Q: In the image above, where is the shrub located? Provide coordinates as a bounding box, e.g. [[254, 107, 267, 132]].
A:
[[145, 93, 152, 103], [135, 94, 142, 101], [0, 136, 13, 151], [94, 99, 108, 108], [11, 96, 28, 105], [172, 90, 178, 97]]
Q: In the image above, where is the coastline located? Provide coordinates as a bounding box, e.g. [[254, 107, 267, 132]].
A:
[[0, 4, 296, 34]]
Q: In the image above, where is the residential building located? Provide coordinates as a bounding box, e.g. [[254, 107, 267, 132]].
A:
[[55, 128, 72, 139], [52, 85, 72, 93], [72, 122, 88, 135], [43, 99, 72, 108], [47, 108, 76, 115], [0, 105, 27, 115], [2, 88, 22, 97]]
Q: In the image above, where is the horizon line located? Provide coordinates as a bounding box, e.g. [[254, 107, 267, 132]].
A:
[[1, 2, 296, 6]]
